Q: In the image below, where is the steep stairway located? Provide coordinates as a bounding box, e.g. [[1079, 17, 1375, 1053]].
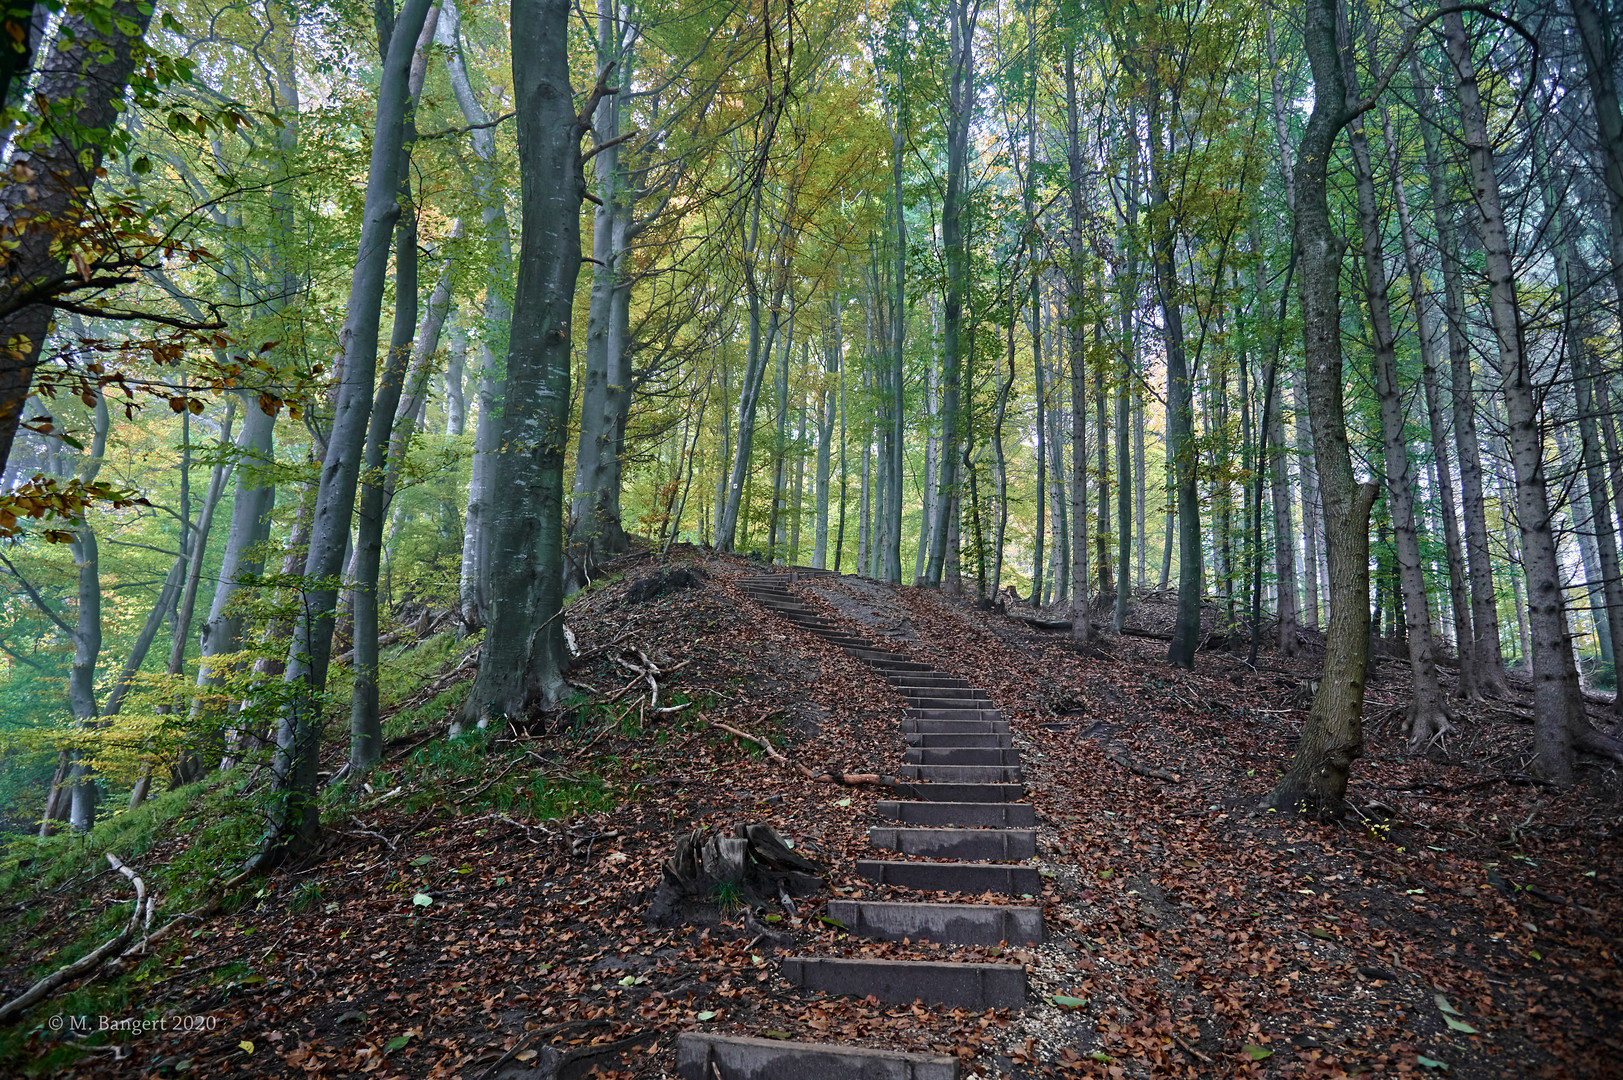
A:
[[678, 568, 1042, 1079]]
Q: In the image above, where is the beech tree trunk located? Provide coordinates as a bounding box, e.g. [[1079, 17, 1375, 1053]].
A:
[[458, 0, 597, 726], [569, 0, 635, 583], [924, 0, 976, 588], [444, 0, 513, 629], [257, 0, 436, 866], [349, 3, 442, 779], [1149, 84, 1197, 665]]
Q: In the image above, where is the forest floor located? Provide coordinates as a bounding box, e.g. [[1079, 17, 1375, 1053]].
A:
[[1, 549, 1619, 1080]]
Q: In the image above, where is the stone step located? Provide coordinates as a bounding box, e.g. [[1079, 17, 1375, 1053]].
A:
[[856, 859, 1043, 897], [825, 900, 1044, 946], [781, 956, 1025, 1009], [877, 800, 1037, 827], [904, 732, 1013, 748], [905, 707, 1005, 722], [901, 718, 1011, 734], [885, 673, 972, 688], [903, 747, 1021, 766], [864, 659, 936, 673], [847, 647, 912, 662], [895, 686, 990, 702], [891, 782, 1025, 803], [898, 764, 1022, 784], [676, 1034, 958, 1080], [903, 698, 999, 714], [868, 827, 1037, 861]]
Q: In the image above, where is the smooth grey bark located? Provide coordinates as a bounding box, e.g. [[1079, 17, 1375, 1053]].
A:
[[569, 0, 636, 582], [1293, 377, 1322, 628], [257, 0, 436, 866], [924, 0, 977, 588], [1149, 84, 1196, 665], [1115, 270, 1133, 631], [193, 398, 276, 766], [767, 314, 793, 560], [1134, 382, 1146, 587], [1031, 296, 1046, 602], [1411, 47, 1507, 698], [991, 281, 1015, 597], [914, 329, 938, 582], [385, 236, 459, 507], [54, 399, 111, 832], [1343, 60, 1452, 750], [1443, 10, 1616, 781], [813, 292, 838, 568], [457, 0, 598, 726], [443, 0, 513, 629], [1265, 4, 1314, 636], [1270, 0, 1376, 819], [0, 0, 155, 475], [789, 349, 807, 561], [716, 187, 791, 551], [883, 110, 906, 584], [154, 409, 235, 793], [444, 317, 468, 435], [349, 3, 442, 780]]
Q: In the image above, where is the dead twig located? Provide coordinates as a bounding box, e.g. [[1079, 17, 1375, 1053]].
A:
[[712, 720, 891, 787]]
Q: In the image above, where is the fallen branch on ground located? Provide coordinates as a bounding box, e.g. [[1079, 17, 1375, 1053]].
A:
[[0, 854, 153, 1022], [1097, 738, 1182, 783], [713, 721, 891, 787]]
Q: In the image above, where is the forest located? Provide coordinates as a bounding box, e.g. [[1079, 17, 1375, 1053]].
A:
[[0, 0, 1620, 1074]]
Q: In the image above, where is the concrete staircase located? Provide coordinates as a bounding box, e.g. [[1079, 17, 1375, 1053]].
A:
[[678, 568, 1040, 1079]]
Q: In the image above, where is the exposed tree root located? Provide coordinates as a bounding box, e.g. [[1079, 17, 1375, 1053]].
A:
[[1403, 698, 1458, 754], [0, 855, 152, 1023]]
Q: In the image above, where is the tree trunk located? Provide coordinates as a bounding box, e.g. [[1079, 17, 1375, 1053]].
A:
[[458, 0, 596, 728], [1293, 378, 1322, 628], [1443, 10, 1611, 782], [0, 0, 156, 475], [348, 3, 441, 780], [884, 115, 907, 585], [1541, 139, 1623, 718], [1149, 84, 1198, 665], [924, 0, 976, 588], [1571, 0, 1623, 309], [1269, 0, 1376, 819], [257, 0, 436, 866], [1384, 104, 1475, 698], [192, 398, 276, 778], [814, 292, 838, 568], [63, 397, 110, 831], [444, 317, 468, 435], [569, 0, 635, 583], [1410, 47, 1507, 697], [444, 0, 513, 630], [1344, 63, 1452, 750]]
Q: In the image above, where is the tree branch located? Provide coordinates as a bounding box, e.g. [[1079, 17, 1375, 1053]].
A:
[[0, 552, 76, 638], [418, 111, 517, 141]]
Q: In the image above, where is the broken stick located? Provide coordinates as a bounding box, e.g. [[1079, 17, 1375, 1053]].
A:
[[712, 721, 891, 788]]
